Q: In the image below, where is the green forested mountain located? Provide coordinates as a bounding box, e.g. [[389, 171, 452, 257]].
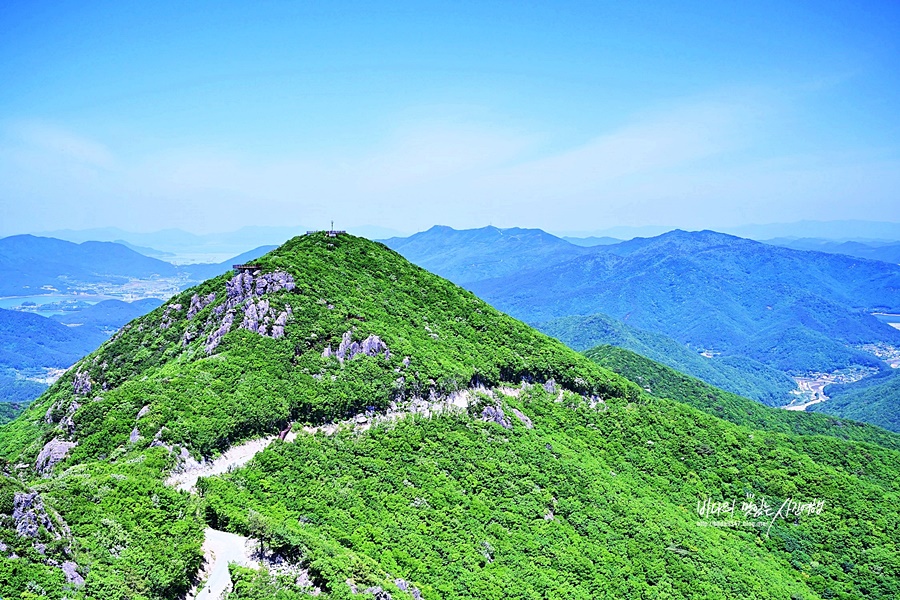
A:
[[809, 369, 900, 433], [537, 313, 795, 405], [386, 227, 900, 409], [1, 233, 899, 599], [0, 401, 28, 426], [583, 344, 900, 451], [0, 309, 108, 372]]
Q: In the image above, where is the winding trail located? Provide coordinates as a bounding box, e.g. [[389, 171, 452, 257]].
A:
[[172, 387, 497, 596], [190, 528, 258, 600], [166, 433, 297, 492]]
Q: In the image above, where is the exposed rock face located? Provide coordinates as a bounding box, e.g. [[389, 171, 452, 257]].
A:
[[323, 331, 390, 363], [226, 270, 295, 305], [35, 439, 77, 475], [187, 293, 216, 319], [511, 408, 533, 429], [61, 560, 85, 586], [12, 492, 56, 538], [394, 579, 422, 599], [347, 581, 392, 599], [129, 427, 141, 443], [136, 405, 150, 420], [202, 270, 295, 354], [159, 303, 182, 329], [241, 298, 292, 339], [481, 404, 512, 429], [45, 398, 79, 436], [205, 309, 234, 354], [543, 378, 557, 393], [72, 370, 91, 396]]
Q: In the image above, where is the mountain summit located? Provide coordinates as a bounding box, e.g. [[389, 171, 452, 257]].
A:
[[1, 233, 899, 599]]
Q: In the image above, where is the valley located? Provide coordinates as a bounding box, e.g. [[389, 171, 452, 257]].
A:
[[785, 366, 878, 411], [858, 342, 900, 368], [0, 275, 186, 311]]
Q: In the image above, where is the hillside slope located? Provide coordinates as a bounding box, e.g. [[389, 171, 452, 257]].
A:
[[1, 233, 898, 599], [583, 344, 900, 451], [537, 312, 795, 405], [0, 308, 107, 371], [809, 369, 900, 433]]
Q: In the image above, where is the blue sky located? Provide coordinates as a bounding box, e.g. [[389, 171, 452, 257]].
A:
[[1, 1, 899, 236]]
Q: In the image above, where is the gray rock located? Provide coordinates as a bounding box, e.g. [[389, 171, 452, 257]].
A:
[[129, 427, 141, 443], [481, 405, 512, 429], [325, 331, 390, 363], [543, 379, 557, 393], [61, 560, 85, 587], [511, 408, 533, 429], [364, 587, 392, 600], [187, 292, 215, 319], [35, 439, 77, 475], [393, 579, 421, 599], [136, 405, 151, 420], [72, 370, 91, 395], [13, 492, 56, 538]]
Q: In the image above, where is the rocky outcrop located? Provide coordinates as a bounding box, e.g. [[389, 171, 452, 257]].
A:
[[9, 492, 82, 586], [61, 560, 84, 587], [226, 271, 295, 306], [511, 408, 533, 429], [203, 270, 295, 354], [187, 293, 216, 319], [347, 580, 392, 599], [481, 404, 512, 429], [45, 398, 79, 436], [394, 579, 422, 599], [13, 492, 57, 538], [205, 309, 234, 354], [72, 370, 91, 396], [240, 298, 292, 339], [35, 439, 77, 475], [323, 331, 390, 363], [159, 303, 182, 329]]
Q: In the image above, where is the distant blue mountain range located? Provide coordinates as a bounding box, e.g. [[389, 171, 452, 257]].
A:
[[0, 235, 179, 296], [764, 238, 900, 264], [383, 226, 900, 407]]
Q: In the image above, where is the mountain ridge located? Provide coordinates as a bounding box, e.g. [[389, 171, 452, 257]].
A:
[[2, 232, 900, 598]]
